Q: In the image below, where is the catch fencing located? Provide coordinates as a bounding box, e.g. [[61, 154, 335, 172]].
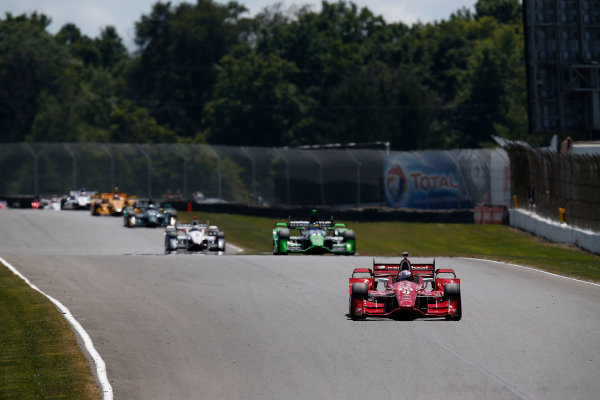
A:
[[506, 144, 600, 232], [0, 143, 515, 210], [0, 143, 388, 206]]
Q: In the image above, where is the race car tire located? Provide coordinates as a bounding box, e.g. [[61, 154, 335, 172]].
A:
[[275, 239, 288, 255], [444, 304, 462, 321], [349, 298, 358, 320], [167, 230, 178, 239], [444, 283, 461, 321], [277, 229, 290, 240], [343, 230, 355, 240], [169, 216, 177, 226], [165, 237, 178, 253], [350, 283, 368, 320], [444, 283, 460, 299], [351, 282, 369, 299], [217, 231, 225, 239], [448, 304, 462, 321]]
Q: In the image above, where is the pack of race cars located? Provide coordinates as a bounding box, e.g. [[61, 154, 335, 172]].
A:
[[28, 197, 464, 319]]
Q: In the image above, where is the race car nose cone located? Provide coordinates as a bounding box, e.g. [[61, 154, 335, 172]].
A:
[[310, 235, 324, 246], [395, 283, 417, 307]]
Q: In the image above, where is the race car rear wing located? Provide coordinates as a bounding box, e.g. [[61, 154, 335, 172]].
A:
[[372, 259, 436, 280], [175, 222, 209, 230], [410, 262, 436, 280], [288, 220, 332, 229]]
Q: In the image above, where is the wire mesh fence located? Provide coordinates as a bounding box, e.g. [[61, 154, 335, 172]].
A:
[[506, 144, 600, 232], [3, 142, 597, 230], [0, 143, 389, 206]]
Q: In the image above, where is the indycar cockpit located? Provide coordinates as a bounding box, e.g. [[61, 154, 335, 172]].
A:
[[397, 270, 414, 282]]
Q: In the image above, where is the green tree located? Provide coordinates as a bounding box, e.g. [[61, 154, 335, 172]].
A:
[[95, 26, 127, 70], [203, 46, 316, 146], [452, 17, 528, 147], [109, 100, 176, 143], [55, 23, 101, 66], [0, 1, 531, 149], [0, 13, 69, 142], [475, 0, 522, 23], [128, 1, 248, 138], [322, 63, 439, 149]]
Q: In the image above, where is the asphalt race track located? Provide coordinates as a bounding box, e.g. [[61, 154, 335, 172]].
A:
[[1, 209, 600, 400]]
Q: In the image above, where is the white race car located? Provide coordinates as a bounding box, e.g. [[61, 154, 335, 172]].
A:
[[164, 218, 225, 254], [62, 189, 93, 210]]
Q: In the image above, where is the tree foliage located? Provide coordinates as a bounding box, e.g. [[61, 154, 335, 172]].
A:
[[0, 1, 533, 149]]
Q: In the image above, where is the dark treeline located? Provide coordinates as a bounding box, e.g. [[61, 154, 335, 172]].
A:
[[0, 0, 541, 150]]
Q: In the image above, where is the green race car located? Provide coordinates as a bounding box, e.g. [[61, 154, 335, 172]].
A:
[[273, 212, 355, 255]]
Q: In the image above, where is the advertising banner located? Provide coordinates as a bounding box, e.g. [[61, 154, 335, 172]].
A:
[[384, 151, 472, 209], [384, 149, 510, 210]]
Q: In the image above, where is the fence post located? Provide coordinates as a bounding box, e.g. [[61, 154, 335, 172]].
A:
[[308, 151, 325, 205], [63, 143, 77, 189], [172, 144, 188, 200], [345, 149, 361, 205], [100, 144, 115, 191], [205, 145, 222, 200], [274, 148, 290, 205], [24, 143, 38, 195], [136, 144, 152, 198], [241, 147, 256, 201]]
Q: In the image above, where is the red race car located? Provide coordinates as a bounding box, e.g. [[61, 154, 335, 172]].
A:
[[348, 253, 461, 321]]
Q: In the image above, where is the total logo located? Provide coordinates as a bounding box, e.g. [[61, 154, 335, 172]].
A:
[[386, 164, 407, 202], [409, 172, 459, 192], [470, 162, 487, 186]]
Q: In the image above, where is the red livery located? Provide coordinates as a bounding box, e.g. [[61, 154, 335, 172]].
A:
[[348, 253, 461, 321]]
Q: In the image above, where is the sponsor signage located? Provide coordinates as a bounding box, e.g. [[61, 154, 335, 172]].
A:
[[384, 152, 472, 209]]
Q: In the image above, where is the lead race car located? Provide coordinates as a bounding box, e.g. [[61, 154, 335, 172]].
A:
[[272, 211, 355, 255], [164, 217, 225, 254], [348, 253, 461, 320]]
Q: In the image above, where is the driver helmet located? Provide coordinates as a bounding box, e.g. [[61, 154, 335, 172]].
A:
[[192, 216, 198, 225], [398, 270, 413, 281], [309, 222, 319, 230]]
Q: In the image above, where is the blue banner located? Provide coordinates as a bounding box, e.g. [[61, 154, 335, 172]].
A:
[[384, 152, 472, 209]]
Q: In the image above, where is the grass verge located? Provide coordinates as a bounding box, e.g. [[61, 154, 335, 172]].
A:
[[0, 262, 100, 400], [180, 211, 600, 282]]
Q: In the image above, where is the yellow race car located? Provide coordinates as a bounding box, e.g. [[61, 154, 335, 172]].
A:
[[91, 190, 134, 216]]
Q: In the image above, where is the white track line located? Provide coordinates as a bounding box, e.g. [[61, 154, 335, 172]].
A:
[[227, 242, 244, 253], [0, 256, 113, 400], [462, 257, 600, 287]]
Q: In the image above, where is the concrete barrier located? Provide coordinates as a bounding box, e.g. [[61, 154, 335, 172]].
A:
[[509, 208, 600, 255]]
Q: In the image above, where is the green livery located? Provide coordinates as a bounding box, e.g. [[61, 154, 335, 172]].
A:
[[272, 214, 355, 255]]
